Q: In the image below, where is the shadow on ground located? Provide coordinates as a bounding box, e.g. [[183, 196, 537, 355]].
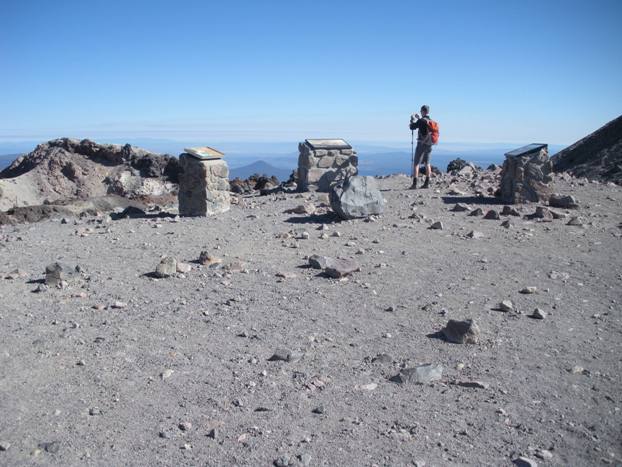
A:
[[441, 196, 506, 206]]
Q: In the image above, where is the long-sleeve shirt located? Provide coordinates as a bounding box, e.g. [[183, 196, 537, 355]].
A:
[[409, 116, 432, 144]]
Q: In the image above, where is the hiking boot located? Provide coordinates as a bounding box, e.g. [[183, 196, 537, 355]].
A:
[[409, 178, 418, 190], [422, 177, 430, 189]]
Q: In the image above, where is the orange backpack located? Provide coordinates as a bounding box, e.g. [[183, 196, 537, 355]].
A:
[[427, 119, 440, 145]]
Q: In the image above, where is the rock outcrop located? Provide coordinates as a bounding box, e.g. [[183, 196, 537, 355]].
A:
[[551, 115, 622, 184], [0, 138, 179, 211]]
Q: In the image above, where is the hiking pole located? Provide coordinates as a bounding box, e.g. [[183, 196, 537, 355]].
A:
[[410, 129, 414, 178]]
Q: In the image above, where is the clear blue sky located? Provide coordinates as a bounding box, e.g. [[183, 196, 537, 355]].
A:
[[1, 0, 621, 145]]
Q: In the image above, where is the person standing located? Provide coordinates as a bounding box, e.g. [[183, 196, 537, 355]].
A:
[[409, 105, 438, 189]]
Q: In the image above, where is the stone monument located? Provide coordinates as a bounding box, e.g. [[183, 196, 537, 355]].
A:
[[178, 146, 230, 217], [499, 144, 553, 204], [297, 139, 358, 192]]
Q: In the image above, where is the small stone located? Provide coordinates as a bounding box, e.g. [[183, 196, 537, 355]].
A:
[[76, 359, 86, 366], [469, 208, 483, 217], [34, 284, 49, 293], [176, 262, 192, 273], [45, 262, 79, 287], [158, 431, 171, 439], [111, 301, 127, 309], [268, 349, 302, 363], [38, 441, 60, 454], [498, 300, 514, 312], [484, 209, 500, 220], [566, 216, 583, 226], [178, 421, 192, 431], [535, 449, 553, 460], [285, 203, 315, 215], [570, 365, 585, 374], [451, 203, 470, 212], [89, 407, 102, 416], [372, 354, 393, 364], [520, 286, 537, 294], [155, 256, 177, 278], [429, 221, 443, 230], [274, 456, 292, 467], [181, 443, 192, 450], [161, 369, 174, 379], [549, 193, 578, 209], [308, 255, 330, 269], [467, 230, 484, 239], [0, 442, 11, 451], [513, 456, 538, 467], [501, 219, 512, 229], [324, 258, 360, 278], [456, 380, 490, 389], [441, 319, 480, 344], [199, 251, 223, 267], [206, 428, 217, 439], [299, 453, 312, 466], [391, 364, 443, 385], [357, 382, 378, 391], [276, 271, 297, 279], [4, 269, 28, 280], [501, 205, 521, 216], [531, 308, 546, 319]]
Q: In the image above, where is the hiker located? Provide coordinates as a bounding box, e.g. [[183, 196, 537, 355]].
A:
[[409, 105, 439, 189]]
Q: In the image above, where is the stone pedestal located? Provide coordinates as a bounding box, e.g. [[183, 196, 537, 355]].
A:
[[500, 144, 553, 204], [297, 139, 358, 192], [178, 154, 230, 216]]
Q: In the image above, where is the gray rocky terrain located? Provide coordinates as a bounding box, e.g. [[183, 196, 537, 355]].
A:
[[1, 170, 620, 466]]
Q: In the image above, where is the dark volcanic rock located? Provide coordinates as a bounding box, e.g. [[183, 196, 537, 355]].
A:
[[441, 319, 480, 344], [447, 158, 476, 174], [552, 114, 622, 184]]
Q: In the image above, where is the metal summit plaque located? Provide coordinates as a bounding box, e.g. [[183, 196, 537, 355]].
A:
[[505, 143, 548, 158], [305, 139, 352, 150], [184, 146, 225, 160]]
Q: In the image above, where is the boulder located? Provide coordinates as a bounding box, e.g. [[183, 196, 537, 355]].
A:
[[324, 258, 360, 278], [155, 256, 177, 278], [484, 209, 500, 220], [45, 262, 80, 286], [391, 364, 444, 384], [549, 193, 579, 209], [329, 176, 385, 220], [308, 255, 332, 269], [441, 319, 480, 344]]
